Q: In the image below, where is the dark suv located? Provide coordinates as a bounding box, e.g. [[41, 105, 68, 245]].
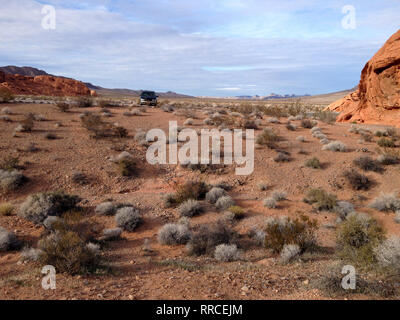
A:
[[140, 90, 158, 106]]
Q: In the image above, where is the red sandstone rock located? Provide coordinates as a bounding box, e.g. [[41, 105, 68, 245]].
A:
[[328, 29, 400, 127]]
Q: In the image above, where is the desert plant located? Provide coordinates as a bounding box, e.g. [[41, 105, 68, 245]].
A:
[[304, 188, 337, 211], [115, 158, 137, 177], [95, 202, 116, 216], [38, 230, 100, 275], [369, 193, 400, 212], [115, 207, 142, 232], [258, 182, 268, 191], [205, 187, 226, 204], [0, 169, 27, 191], [18, 192, 81, 225], [322, 141, 347, 152], [214, 244, 239, 262], [0, 226, 20, 252], [16, 113, 35, 132], [248, 227, 266, 246], [374, 237, 400, 273], [256, 128, 280, 148], [228, 206, 245, 220], [186, 222, 237, 256], [344, 169, 373, 191], [377, 138, 396, 148], [158, 223, 191, 245], [296, 136, 306, 142], [101, 228, 123, 241], [301, 119, 314, 129], [354, 156, 383, 173], [279, 244, 301, 264], [305, 157, 321, 169], [263, 197, 277, 209], [44, 132, 57, 140], [216, 196, 235, 211], [0, 203, 13, 216], [76, 97, 93, 108], [20, 247, 42, 262], [0, 156, 20, 171], [264, 215, 318, 253], [314, 110, 338, 124], [71, 172, 88, 185], [178, 199, 203, 217], [56, 101, 71, 112], [174, 180, 209, 204], [0, 87, 14, 103], [334, 201, 355, 220], [337, 212, 385, 269], [271, 190, 287, 201], [274, 152, 291, 162]]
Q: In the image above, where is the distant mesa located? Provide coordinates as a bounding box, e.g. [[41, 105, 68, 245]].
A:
[[328, 29, 400, 127]]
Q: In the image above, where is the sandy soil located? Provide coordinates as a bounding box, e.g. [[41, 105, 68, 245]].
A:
[[0, 102, 399, 300]]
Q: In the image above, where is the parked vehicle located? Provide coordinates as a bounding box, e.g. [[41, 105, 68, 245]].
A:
[[140, 90, 158, 106]]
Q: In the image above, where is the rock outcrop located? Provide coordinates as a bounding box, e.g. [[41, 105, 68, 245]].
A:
[[0, 71, 92, 97], [328, 29, 400, 127]]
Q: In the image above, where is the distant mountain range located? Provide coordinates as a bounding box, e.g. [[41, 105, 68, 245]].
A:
[[0, 66, 193, 99], [234, 93, 311, 100]]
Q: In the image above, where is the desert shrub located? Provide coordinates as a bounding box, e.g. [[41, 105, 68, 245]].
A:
[[95, 202, 116, 216], [286, 123, 296, 131], [38, 231, 100, 275], [18, 192, 81, 225], [369, 193, 400, 212], [377, 138, 396, 148], [0, 203, 13, 216], [71, 172, 88, 185], [263, 197, 277, 209], [184, 118, 194, 126], [274, 152, 291, 162], [296, 135, 306, 143], [322, 141, 347, 152], [314, 110, 338, 124], [101, 228, 122, 241], [0, 169, 27, 191], [214, 244, 239, 262], [44, 132, 57, 140], [43, 216, 62, 230], [249, 227, 266, 246], [271, 190, 287, 201], [0, 156, 20, 171], [304, 188, 337, 211], [115, 207, 142, 232], [1, 107, 12, 115], [205, 187, 226, 204], [256, 128, 280, 148], [258, 182, 268, 191], [267, 117, 279, 124], [228, 206, 245, 220], [76, 97, 93, 108], [0, 87, 14, 103], [0, 227, 20, 252], [337, 212, 385, 268], [17, 113, 35, 132], [264, 215, 318, 253], [158, 223, 191, 245], [174, 180, 209, 204], [374, 237, 400, 273], [241, 119, 258, 129], [216, 196, 235, 211], [178, 199, 203, 217], [343, 169, 373, 191], [81, 113, 127, 139], [115, 158, 137, 177], [334, 201, 355, 220], [20, 247, 42, 262], [187, 222, 237, 256], [56, 101, 71, 112], [305, 157, 321, 169], [301, 119, 314, 129], [354, 156, 383, 173], [377, 152, 399, 165], [279, 244, 301, 264]]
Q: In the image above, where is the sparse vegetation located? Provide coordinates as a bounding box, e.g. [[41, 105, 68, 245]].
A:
[[178, 199, 203, 217], [76, 97, 93, 108], [0, 203, 14, 216], [0, 87, 14, 103], [354, 156, 383, 173], [256, 128, 280, 149], [322, 141, 347, 152], [279, 244, 301, 264], [369, 193, 400, 212], [214, 244, 239, 262], [0, 226, 20, 252], [215, 195, 235, 211], [0, 169, 27, 192], [158, 223, 191, 245], [304, 188, 337, 211], [343, 169, 373, 191], [115, 207, 142, 232], [377, 138, 396, 148], [305, 157, 321, 169]]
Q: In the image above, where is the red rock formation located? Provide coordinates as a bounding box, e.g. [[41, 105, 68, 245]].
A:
[[328, 29, 400, 127], [0, 71, 92, 97]]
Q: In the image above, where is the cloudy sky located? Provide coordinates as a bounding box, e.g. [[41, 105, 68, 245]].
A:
[[0, 0, 399, 96]]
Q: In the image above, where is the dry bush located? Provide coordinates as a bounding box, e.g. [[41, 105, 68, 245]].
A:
[[115, 207, 142, 232], [0, 169, 27, 192], [205, 187, 226, 204], [214, 244, 239, 262], [115, 158, 137, 177], [301, 119, 314, 129], [228, 206, 245, 220], [305, 157, 321, 169], [0, 87, 14, 103], [322, 141, 347, 152], [304, 188, 337, 211], [178, 199, 203, 217], [264, 215, 318, 253], [56, 101, 71, 112], [374, 237, 400, 274], [263, 197, 277, 209], [216, 195, 235, 211], [343, 169, 373, 191], [377, 148, 400, 165], [0, 203, 13, 216], [0, 226, 20, 252], [17, 113, 35, 132], [377, 138, 396, 148], [274, 152, 291, 162], [0, 156, 20, 171], [18, 192, 81, 225], [76, 97, 93, 108], [314, 110, 338, 124], [279, 244, 301, 264], [369, 193, 400, 212], [354, 156, 383, 173], [81, 113, 128, 139], [187, 222, 237, 256], [337, 212, 385, 268], [158, 223, 191, 245], [173, 180, 209, 204], [256, 128, 280, 149]]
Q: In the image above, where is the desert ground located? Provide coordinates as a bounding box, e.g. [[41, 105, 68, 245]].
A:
[[1, 97, 400, 300]]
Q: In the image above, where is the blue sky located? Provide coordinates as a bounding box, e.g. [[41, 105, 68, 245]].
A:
[[0, 0, 399, 96]]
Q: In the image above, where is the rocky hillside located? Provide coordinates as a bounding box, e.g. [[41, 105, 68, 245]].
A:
[[328, 29, 400, 127]]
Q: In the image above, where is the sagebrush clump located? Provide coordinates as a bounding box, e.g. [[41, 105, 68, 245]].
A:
[[0, 226, 20, 252], [216, 196, 235, 211], [178, 199, 203, 217], [158, 223, 191, 245], [0, 169, 27, 191], [205, 187, 226, 204], [304, 188, 337, 211], [214, 244, 239, 262], [369, 193, 400, 212], [18, 192, 81, 225], [115, 207, 142, 232], [322, 141, 347, 152], [343, 169, 373, 191]]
